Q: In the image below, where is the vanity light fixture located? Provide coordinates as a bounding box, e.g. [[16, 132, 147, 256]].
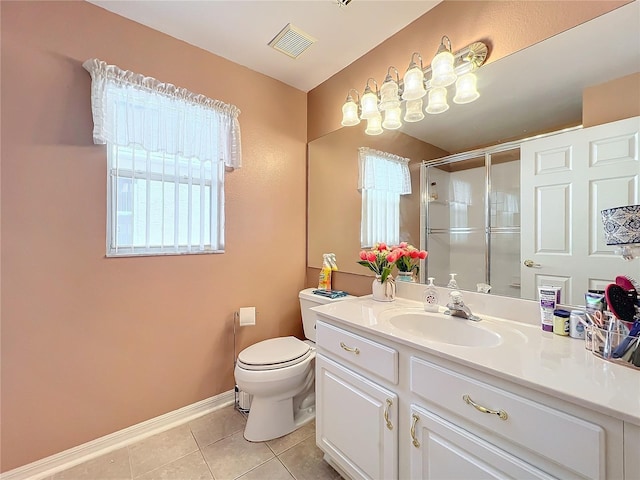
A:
[[340, 37, 488, 135]]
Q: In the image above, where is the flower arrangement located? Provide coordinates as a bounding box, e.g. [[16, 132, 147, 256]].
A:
[[358, 242, 428, 282], [358, 243, 394, 283], [391, 242, 428, 275]]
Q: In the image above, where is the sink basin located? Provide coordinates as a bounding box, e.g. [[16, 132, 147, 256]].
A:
[[380, 309, 502, 347]]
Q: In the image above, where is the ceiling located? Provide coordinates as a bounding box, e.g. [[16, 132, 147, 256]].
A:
[[87, 0, 441, 92]]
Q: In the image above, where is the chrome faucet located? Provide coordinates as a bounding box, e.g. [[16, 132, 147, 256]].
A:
[[445, 291, 481, 321]]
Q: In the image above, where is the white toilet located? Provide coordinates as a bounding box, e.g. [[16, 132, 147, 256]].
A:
[[234, 288, 352, 442]]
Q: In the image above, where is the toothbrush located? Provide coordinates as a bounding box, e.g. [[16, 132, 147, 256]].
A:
[[612, 319, 640, 358]]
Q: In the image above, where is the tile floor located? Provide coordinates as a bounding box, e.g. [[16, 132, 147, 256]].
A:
[[44, 406, 342, 480]]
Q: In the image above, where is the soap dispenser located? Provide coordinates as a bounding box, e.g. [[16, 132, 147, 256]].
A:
[[424, 277, 439, 312], [447, 273, 459, 289]]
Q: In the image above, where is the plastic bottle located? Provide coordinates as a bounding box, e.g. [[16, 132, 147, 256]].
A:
[[318, 254, 332, 290], [424, 277, 439, 312], [553, 309, 571, 336], [328, 253, 338, 271]]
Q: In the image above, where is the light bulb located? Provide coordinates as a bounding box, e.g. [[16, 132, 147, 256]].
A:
[[402, 65, 426, 101], [431, 49, 456, 87], [365, 113, 383, 135], [404, 98, 424, 122], [341, 99, 360, 126], [453, 73, 480, 104], [379, 79, 400, 111], [426, 87, 449, 114], [382, 107, 402, 130], [360, 89, 379, 119]]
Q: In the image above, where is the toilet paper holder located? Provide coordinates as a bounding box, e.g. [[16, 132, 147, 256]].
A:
[[233, 307, 257, 416]]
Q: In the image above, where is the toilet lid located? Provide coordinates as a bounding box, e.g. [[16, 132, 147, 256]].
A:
[[237, 336, 311, 369]]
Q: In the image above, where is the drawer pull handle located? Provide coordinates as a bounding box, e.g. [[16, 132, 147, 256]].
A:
[[410, 414, 420, 448], [463, 394, 508, 420], [340, 342, 360, 355], [384, 399, 393, 430]]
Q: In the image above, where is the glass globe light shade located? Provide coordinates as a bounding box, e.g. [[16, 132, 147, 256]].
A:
[[401, 66, 426, 101], [453, 73, 480, 104], [360, 90, 379, 119], [379, 79, 400, 111], [404, 98, 425, 123], [431, 50, 457, 87], [365, 112, 383, 135], [382, 107, 402, 130], [425, 87, 449, 114], [341, 99, 360, 126]]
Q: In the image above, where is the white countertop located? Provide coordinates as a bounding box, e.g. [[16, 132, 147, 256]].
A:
[[312, 295, 640, 425]]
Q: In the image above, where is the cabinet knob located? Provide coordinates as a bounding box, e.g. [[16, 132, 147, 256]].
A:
[[410, 413, 420, 448], [384, 399, 393, 430]]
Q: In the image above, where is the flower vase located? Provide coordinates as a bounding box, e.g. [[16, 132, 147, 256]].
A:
[[396, 271, 415, 283], [372, 275, 396, 302]]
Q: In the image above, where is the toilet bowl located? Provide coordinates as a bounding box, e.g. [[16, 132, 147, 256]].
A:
[[234, 288, 352, 442]]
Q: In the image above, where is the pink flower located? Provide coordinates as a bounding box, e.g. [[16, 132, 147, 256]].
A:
[[418, 250, 428, 260], [399, 242, 408, 248], [378, 242, 387, 251], [409, 250, 419, 259], [359, 250, 368, 260], [386, 252, 397, 263], [366, 251, 377, 262]]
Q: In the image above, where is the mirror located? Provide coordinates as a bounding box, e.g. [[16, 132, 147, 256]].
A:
[[307, 3, 640, 299]]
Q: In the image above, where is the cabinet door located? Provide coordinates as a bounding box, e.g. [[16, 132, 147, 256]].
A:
[[316, 354, 398, 480], [625, 422, 640, 480], [408, 405, 554, 480]]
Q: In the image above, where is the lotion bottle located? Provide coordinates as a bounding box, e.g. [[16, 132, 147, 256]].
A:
[[424, 277, 439, 312]]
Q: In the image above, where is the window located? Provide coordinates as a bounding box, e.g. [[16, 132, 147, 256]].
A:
[[108, 145, 222, 255], [83, 59, 241, 256], [358, 147, 411, 247]]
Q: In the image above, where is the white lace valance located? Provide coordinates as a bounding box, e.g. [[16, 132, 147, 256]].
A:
[[358, 147, 411, 194], [83, 58, 242, 168]]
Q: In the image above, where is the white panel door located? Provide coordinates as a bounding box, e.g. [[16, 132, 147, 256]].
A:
[[521, 117, 640, 305], [408, 405, 554, 480], [316, 354, 398, 480]]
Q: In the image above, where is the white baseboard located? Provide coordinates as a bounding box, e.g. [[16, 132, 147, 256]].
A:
[[1, 390, 235, 480]]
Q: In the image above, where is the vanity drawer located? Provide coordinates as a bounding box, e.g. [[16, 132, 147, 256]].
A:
[[410, 357, 605, 480], [317, 321, 398, 384]]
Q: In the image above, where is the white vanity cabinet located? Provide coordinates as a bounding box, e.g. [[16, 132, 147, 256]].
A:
[[409, 356, 622, 479], [315, 321, 399, 480], [315, 317, 630, 480]]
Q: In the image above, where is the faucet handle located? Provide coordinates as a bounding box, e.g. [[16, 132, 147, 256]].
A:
[[449, 290, 464, 304]]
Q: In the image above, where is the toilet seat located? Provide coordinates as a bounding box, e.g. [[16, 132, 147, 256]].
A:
[[237, 336, 312, 371]]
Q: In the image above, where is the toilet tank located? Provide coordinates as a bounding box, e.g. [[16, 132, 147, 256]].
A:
[[298, 288, 354, 342]]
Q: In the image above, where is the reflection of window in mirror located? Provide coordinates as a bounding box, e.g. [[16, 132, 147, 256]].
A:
[[358, 147, 411, 247]]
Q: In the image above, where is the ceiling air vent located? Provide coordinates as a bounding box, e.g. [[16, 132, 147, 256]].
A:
[[268, 23, 317, 59]]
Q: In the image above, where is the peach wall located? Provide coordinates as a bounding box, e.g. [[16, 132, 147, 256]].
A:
[[0, 1, 307, 471], [583, 72, 640, 127], [307, 0, 629, 142]]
